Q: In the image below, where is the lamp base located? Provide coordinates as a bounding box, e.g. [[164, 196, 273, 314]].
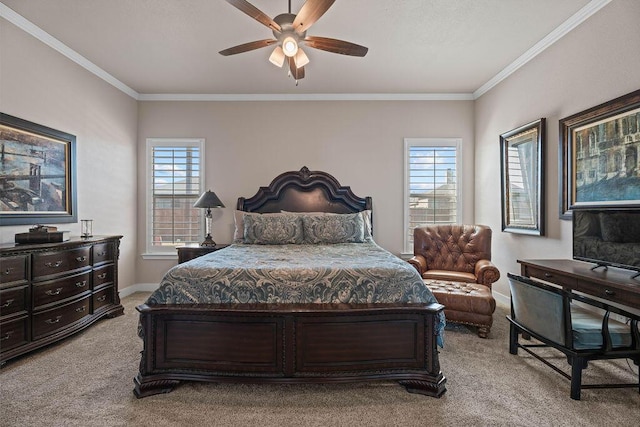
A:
[[200, 234, 217, 247]]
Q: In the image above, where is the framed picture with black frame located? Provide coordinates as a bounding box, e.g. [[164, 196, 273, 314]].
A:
[[0, 113, 77, 225], [559, 89, 640, 219], [500, 118, 545, 235]]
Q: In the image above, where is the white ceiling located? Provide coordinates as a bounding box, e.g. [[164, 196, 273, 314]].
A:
[[1, 0, 606, 99]]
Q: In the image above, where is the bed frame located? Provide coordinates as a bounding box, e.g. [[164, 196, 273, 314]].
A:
[[134, 167, 446, 398]]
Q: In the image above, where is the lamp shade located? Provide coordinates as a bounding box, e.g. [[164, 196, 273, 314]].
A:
[[269, 46, 285, 68], [194, 190, 225, 209]]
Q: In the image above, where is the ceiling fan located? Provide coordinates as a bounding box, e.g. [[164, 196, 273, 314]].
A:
[[219, 0, 368, 83]]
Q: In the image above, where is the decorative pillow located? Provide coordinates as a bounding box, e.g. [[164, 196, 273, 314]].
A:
[[233, 210, 249, 242], [243, 213, 304, 244], [302, 212, 365, 244], [361, 209, 373, 241], [282, 210, 373, 241], [233, 211, 286, 243]]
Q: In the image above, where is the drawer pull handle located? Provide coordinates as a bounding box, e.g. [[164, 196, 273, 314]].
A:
[[97, 295, 107, 302], [45, 261, 63, 268], [1, 298, 14, 308], [544, 273, 553, 278], [604, 289, 615, 296], [75, 306, 86, 313], [3, 267, 14, 275], [97, 251, 106, 257], [0, 331, 13, 341], [97, 273, 107, 279], [75, 280, 87, 288], [45, 316, 62, 324], [76, 256, 87, 262], [45, 288, 63, 296]]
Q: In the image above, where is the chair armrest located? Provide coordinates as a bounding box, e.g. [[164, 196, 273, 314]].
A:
[[475, 259, 500, 287], [407, 255, 427, 276]]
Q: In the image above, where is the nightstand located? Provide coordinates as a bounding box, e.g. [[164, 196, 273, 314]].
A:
[[176, 244, 230, 264]]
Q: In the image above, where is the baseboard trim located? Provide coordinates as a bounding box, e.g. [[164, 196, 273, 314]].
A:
[[493, 290, 509, 309], [119, 283, 158, 298]]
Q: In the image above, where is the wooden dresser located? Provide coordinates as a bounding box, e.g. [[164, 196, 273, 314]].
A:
[[0, 235, 123, 365]]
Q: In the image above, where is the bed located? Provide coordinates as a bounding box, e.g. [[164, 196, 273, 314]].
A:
[[134, 167, 446, 398]]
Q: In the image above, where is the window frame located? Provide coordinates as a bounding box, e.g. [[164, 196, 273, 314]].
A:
[[143, 138, 205, 258], [403, 138, 462, 255]]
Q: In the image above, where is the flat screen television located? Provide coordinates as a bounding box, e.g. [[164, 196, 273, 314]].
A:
[[573, 208, 640, 278]]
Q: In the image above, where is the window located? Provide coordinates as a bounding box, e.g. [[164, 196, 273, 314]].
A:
[[403, 138, 461, 253], [145, 138, 204, 255]]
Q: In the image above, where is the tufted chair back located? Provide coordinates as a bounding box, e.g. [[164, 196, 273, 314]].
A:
[[409, 224, 500, 287]]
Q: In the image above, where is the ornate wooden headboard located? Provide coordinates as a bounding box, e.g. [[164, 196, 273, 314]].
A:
[[237, 166, 372, 215]]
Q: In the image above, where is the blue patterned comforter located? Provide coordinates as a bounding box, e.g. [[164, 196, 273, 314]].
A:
[[144, 242, 445, 345]]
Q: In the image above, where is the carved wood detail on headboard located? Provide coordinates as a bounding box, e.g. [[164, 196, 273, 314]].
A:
[[237, 166, 372, 215]]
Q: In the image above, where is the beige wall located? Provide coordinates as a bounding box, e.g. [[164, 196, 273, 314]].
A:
[[474, 0, 640, 301], [4, 1, 639, 296], [0, 18, 138, 289], [136, 100, 475, 284]]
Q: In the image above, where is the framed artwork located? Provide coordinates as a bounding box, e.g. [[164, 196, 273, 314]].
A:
[[560, 89, 640, 219], [500, 118, 545, 235], [0, 113, 77, 225]]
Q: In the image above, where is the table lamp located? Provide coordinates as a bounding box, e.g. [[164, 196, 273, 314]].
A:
[[193, 190, 225, 247]]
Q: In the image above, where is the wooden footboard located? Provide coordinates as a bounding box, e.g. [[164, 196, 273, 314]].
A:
[[134, 302, 446, 398]]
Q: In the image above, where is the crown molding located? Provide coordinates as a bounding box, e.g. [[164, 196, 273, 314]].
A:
[[2, 0, 611, 102], [0, 2, 140, 100], [137, 93, 474, 101], [473, 0, 612, 99]]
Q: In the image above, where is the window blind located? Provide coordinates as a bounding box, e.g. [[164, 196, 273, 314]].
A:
[[150, 144, 202, 250], [404, 140, 460, 252]]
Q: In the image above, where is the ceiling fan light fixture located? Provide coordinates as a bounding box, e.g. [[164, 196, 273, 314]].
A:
[[269, 46, 285, 67], [294, 48, 309, 68], [220, 0, 368, 83], [282, 36, 298, 57]]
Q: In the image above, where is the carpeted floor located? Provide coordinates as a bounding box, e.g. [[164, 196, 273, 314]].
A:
[[1, 292, 638, 427]]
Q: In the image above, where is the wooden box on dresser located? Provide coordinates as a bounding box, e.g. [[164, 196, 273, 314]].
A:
[[0, 235, 123, 365]]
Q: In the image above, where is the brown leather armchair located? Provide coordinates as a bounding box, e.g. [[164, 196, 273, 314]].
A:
[[408, 224, 500, 337]]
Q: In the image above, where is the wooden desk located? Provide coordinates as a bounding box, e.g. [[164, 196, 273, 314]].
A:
[[518, 259, 640, 310]]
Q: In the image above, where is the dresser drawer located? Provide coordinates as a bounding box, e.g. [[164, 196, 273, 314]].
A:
[[93, 286, 114, 312], [0, 316, 29, 352], [33, 295, 91, 340], [32, 271, 91, 309], [0, 255, 28, 285], [93, 265, 114, 289], [93, 242, 115, 265], [0, 285, 29, 318], [32, 247, 91, 279], [572, 280, 638, 307], [525, 266, 578, 288]]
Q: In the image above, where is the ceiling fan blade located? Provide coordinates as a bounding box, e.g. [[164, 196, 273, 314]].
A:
[[304, 36, 368, 57], [219, 39, 277, 56], [292, 0, 336, 33], [288, 57, 305, 80], [225, 0, 281, 32]]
